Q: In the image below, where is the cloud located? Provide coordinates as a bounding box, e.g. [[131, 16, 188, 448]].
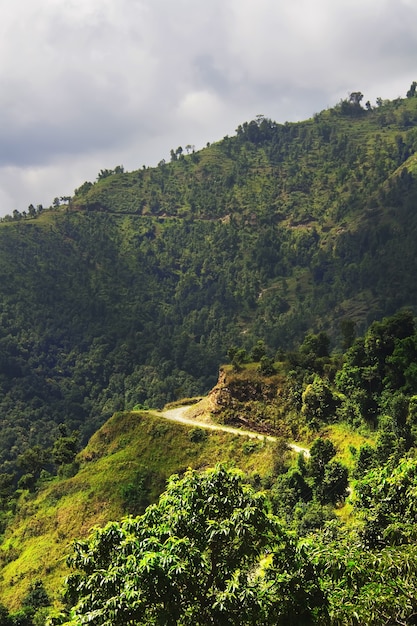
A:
[[0, 0, 416, 214]]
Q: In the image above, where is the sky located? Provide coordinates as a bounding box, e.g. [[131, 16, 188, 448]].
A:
[[0, 0, 416, 216]]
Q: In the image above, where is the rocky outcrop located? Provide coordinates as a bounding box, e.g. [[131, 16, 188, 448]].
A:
[[207, 368, 281, 434], [209, 368, 277, 408]]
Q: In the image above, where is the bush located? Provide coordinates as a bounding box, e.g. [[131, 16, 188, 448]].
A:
[[189, 428, 208, 443], [258, 356, 276, 376], [120, 469, 154, 515]]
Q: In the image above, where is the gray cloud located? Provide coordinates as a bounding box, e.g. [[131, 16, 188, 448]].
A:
[[0, 0, 416, 214]]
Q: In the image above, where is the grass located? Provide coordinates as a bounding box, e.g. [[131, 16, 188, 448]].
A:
[[319, 422, 377, 527], [321, 422, 377, 471], [0, 410, 280, 610]]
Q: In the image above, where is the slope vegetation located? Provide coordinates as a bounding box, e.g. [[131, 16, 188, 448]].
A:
[[0, 89, 417, 538], [0, 409, 281, 610]]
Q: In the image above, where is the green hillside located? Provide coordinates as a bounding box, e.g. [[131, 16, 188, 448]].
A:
[[3, 87, 417, 622], [1, 309, 417, 622], [0, 90, 417, 488], [0, 409, 281, 611]]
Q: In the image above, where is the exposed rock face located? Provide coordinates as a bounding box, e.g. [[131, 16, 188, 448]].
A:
[[207, 368, 228, 412], [207, 368, 281, 434], [210, 368, 277, 408]]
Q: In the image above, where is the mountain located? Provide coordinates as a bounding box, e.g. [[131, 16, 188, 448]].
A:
[[0, 88, 417, 503]]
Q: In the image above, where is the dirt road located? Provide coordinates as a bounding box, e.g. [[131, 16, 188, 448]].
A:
[[155, 406, 310, 457]]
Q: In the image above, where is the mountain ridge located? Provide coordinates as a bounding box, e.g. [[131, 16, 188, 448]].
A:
[[0, 88, 415, 530]]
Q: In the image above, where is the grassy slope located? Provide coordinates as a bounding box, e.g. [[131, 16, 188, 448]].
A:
[[0, 410, 280, 610]]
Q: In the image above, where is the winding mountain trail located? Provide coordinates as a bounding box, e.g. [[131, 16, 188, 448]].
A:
[[154, 406, 310, 457]]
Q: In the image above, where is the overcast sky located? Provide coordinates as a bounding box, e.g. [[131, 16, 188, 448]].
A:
[[0, 0, 416, 216]]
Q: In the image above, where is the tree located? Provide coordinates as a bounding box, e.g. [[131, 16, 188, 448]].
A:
[[407, 81, 417, 98], [65, 466, 327, 625], [349, 91, 364, 106], [300, 332, 330, 360], [339, 319, 356, 351], [301, 377, 337, 425], [52, 432, 78, 467], [340, 92, 364, 117], [228, 347, 248, 372], [316, 460, 349, 504], [355, 456, 417, 547], [17, 446, 49, 478], [259, 354, 276, 376], [0, 603, 11, 626], [250, 340, 267, 362], [308, 438, 336, 483], [311, 528, 417, 625], [354, 443, 376, 478], [96, 169, 113, 181], [22, 580, 50, 610]]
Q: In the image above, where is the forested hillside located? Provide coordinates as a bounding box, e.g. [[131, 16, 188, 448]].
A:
[[3, 309, 417, 623], [1, 88, 417, 517], [4, 85, 417, 621]]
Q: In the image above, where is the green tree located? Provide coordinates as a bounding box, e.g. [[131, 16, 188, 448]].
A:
[[119, 468, 156, 515], [356, 456, 417, 547], [17, 446, 50, 479], [258, 354, 276, 376], [349, 91, 364, 106], [300, 332, 330, 359], [301, 377, 337, 425], [22, 580, 50, 610], [250, 340, 267, 362], [354, 443, 376, 478], [229, 347, 248, 372], [0, 473, 16, 500], [0, 603, 11, 626], [316, 460, 349, 505], [407, 81, 417, 98], [65, 466, 327, 625], [52, 433, 78, 467], [311, 528, 417, 625], [339, 319, 356, 351], [308, 438, 336, 483]]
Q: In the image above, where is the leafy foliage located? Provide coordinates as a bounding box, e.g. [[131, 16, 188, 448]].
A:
[[64, 466, 327, 625], [311, 528, 417, 625]]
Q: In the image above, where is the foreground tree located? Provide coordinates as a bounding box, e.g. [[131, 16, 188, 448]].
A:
[[310, 526, 417, 625], [63, 466, 327, 625]]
